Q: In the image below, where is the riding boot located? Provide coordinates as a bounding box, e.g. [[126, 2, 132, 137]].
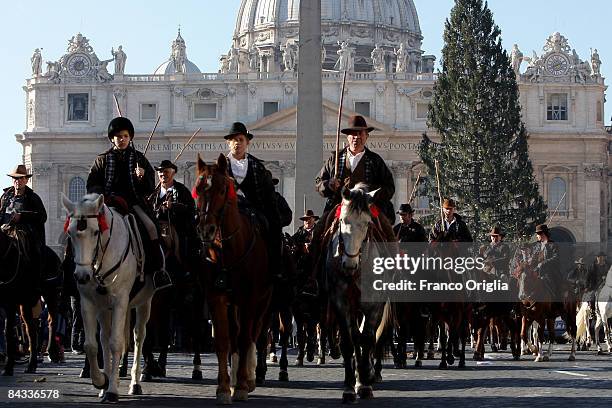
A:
[[150, 239, 172, 290]]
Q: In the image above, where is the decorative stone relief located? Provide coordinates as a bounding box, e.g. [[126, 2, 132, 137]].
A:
[[584, 163, 605, 179], [376, 84, 386, 95], [248, 84, 257, 95]]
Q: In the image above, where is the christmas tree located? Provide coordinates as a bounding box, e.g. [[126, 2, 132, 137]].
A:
[[418, 0, 546, 241]]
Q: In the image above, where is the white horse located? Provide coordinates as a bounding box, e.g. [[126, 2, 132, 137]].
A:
[[62, 193, 155, 403], [594, 264, 612, 354]]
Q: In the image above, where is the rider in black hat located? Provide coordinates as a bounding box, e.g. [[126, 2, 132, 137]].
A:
[[87, 117, 171, 289], [393, 203, 426, 242]]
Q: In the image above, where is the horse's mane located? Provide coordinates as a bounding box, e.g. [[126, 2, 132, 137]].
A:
[[346, 183, 371, 215]]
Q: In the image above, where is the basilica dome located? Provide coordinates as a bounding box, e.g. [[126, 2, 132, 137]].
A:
[[154, 30, 201, 75], [231, 0, 424, 72]]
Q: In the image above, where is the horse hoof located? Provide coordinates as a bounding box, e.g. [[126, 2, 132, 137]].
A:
[[534, 356, 543, 362], [542, 355, 550, 362], [597, 350, 604, 355], [140, 372, 152, 382], [192, 369, 203, 380], [295, 358, 304, 367], [491, 345, 498, 353], [24, 366, 37, 374], [414, 360, 422, 368], [357, 386, 374, 399], [94, 373, 109, 390], [306, 351, 314, 363], [439, 362, 448, 369], [446, 355, 455, 365], [472, 353, 482, 361], [317, 357, 325, 365], [374, 372, 383, 383], [247, 380, 256, 393], [342, 392, 357, 404], [330, 347, 341, 360], [101, 392, 119, 404], [458, 360, 466, 369], [129, 384, 142, 395], [80, 367, 90, 378], [232, 389, 248, 402], [568, 355, 576, 362], [513, 355, 520, 361], [269, 353, 277, 363], [216, 392, 232, 405], [426, 352, 435, 360], [119, 367, 128, 378], [255, 377, 264, 386], [278, 371, 289, 382]]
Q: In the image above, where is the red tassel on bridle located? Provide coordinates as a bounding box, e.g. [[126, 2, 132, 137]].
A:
[[63, 217, 70, 233], [226, 180, 237, 201], [97, 214, 109, 232], [191, 186, 199, 200]]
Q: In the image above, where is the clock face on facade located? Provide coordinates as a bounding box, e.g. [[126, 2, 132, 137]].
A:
[[67, 53, 91, 76], [545, 53, 570, 76]]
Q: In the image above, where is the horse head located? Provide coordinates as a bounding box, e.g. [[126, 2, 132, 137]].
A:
[[337, 183, 379, 272], [61, 193, 106, 285], [194, 153, 236, 243]]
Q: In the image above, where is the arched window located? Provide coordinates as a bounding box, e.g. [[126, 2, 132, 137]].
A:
[[68, 176, 86, 202], [548, 177, 567, 214]]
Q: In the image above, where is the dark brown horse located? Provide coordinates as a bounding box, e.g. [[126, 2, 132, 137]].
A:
[[194, 153, 273, 404], [0, 229, 43, 375]]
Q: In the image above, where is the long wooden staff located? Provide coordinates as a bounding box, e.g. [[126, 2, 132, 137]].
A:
[[434, 160, 445, 232], [142, 115, 161, 157], [546, 191, 567, 224], [303, 194, 306, 215], [113, 94, 123, 117], [407, 169, 422, 204], [333, 70, 348, 177], [174, 128, 201, 162]]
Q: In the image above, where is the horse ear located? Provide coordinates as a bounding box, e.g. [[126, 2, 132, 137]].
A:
[[196, 153, 206, 174], [61, 193, 74, 214], [217, 153, 228, 174], [95, 194, 105, 212], [341, 185, 351, 201], [367, 188, 381, 204]]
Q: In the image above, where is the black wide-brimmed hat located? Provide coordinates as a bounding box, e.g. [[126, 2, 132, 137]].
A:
[[397, 203, 415, 214], [341, 115, 375, 135], [489, 226, 505, 237], [108, 117, 135, 140], [300, 209, 320, 221], [7, 164, 32, 178], [535, 224, 550, 235], [224, 122, 253, 140], [154, 160, 177, 172]]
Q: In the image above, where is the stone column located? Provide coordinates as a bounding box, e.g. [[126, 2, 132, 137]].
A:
[[584, 164, 604, 242], [295, 0, 324, 226]]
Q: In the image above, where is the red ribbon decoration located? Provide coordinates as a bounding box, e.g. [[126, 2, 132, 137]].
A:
[[63, 217, 70, 233], [97, 213, 109, 233], [334, 205, 342, 220], [369, 204, 380, 219], [191, 186, 199, 200], [226, 180, 237, 201]]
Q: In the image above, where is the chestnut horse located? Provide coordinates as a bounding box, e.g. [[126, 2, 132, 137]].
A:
[[194, 153, 272, 404]]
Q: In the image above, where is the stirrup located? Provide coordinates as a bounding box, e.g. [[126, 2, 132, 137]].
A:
[[153, 269, 173, 291]]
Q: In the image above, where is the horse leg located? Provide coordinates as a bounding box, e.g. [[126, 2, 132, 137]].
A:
[[544, 318, 555, 362], [100, 299, 129, 403], [294, 313, 305, 366], [20, 303, 39, 373], [140, 326, 155, 382], [413, 313, 427, 367], [210, 298, 232, 404], [129, 301, 152, 396], [190, 293, 204, 380], [438, 321, 448, 369], [533, 321, 545, 362], [81, 299, 109, 393], [233, 312, 255, 402], [520, 316, 530, 355], [255, 325, 269, 385], [278, 309, 291, 381], [357, 314, 378, 399], [45, 292, 61, 364], [2, 304, 17, 376], [473, 323, 484, 361], [338, 315, 356, 403], [458, 318, 467, 368]]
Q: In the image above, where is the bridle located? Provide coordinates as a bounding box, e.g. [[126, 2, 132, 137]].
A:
[[195, 175, 241, 245], [70, 208, 131, 292]]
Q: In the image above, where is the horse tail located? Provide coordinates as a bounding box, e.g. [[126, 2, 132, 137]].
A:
[[376, 301, 393, 343], [575, 302, 590, 343]]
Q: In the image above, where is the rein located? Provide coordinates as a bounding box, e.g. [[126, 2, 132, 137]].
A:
[[0, 234, 21, 286]]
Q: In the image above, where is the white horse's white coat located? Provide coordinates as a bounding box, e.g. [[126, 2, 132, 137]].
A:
[[62, 193, 155, 402], [594, 265, 612, 353]]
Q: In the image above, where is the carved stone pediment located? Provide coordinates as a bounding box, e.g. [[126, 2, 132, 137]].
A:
[[396, 87, 421, 97], [183, 87, 227, 100]]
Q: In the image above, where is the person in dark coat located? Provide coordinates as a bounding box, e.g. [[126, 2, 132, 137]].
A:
[[270, 174, 292, 228], [315, 115, 395, 223], [429, 199, 473, 243], [148, 159, 198, 277], [482, 226, 511, 278], [221, 122, 281, 288], [0, 164, 47, 283], [393, 203, 427, 242], [86, 117, 170, 289], [531, 224, 561, 298], [293, 210, 319, 291]]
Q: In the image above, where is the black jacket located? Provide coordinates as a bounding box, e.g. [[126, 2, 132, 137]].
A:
[[148, 180, 195, 231], [393, 220, 427, 242], [0, 185, 47, 246], [227, 153, 279, 230], [275, 192, 293, 228], [429, 213, 473, 243], [87, 146, 155, 207], [315, 147, 395, 221]]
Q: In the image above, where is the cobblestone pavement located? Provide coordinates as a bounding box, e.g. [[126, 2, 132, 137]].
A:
[[1, 345, 612, 407]]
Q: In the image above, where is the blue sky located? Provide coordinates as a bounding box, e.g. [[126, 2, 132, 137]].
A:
[[0, 0, 609, 181]]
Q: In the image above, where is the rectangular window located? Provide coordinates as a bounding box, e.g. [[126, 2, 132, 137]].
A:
[[140, 103, 157, 121], [416, 103, 429, 119], [263, 101, 279, 117], [597, 100, 603, 122], [547, 93, 568, 121], [67, 93, 89, 121], [193, 103, 217, 120], [354, 102, 371, 117]]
